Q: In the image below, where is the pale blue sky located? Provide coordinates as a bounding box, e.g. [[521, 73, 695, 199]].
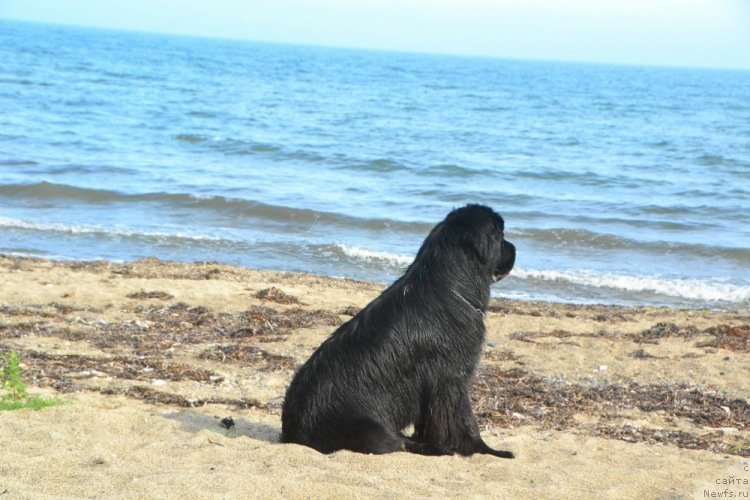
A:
[[1, 0, 749, 69]]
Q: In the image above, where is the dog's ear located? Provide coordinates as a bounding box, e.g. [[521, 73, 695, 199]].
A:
[[470, 228, 503, 270], [458, 227, 487, 265], [461, 214, 505, 270]]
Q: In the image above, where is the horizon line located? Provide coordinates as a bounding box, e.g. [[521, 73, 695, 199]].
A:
[[2, 16, 750, 73]]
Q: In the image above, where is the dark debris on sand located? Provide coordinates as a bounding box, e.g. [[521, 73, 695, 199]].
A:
[[483, 349, 523, 363], [2, 272, 749, 457], [634, 322, 750, 352], [487, 299, 639, 322], [594, 425, 732, 455], [472, 366, 750, 457], [2, 298, 338, 360], [126, 290, 175, 301], [94, 385, 265, 410], [0, 302, 99, 317], [104, 258, 226, 281], [254, 287, 303, 305], [3, 302, 345, 355], [0, 299, 343, 411], [510, 329, 611, 344], [228, 306, 341, 342], [339, 306, 361, 317], [698, 324, 750, 352], [507, 321, 750, 355], [199, 344, 297, 371], [629, 348, 662, 359], [634, 322, 700, 344], [19, 350, 221, 391]]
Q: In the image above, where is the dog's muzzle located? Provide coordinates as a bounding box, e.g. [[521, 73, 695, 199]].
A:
[[493, 240, 515, 282]]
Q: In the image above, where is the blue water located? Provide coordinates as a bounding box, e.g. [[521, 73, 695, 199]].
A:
[[1, 20, 749, 309]]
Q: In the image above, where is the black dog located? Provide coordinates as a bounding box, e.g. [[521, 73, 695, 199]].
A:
[[281, 204, 515, 458]]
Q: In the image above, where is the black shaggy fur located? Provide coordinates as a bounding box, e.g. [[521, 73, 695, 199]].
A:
[[281, 204, 516, 458]]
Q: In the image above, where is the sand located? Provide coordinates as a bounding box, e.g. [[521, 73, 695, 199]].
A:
[[0, 255, 748, 499]]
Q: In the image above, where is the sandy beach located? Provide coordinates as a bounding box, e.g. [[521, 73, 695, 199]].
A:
[[0, 255, 748, 499]]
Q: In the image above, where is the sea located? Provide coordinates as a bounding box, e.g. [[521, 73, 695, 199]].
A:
[[1, 20, 749, 310]]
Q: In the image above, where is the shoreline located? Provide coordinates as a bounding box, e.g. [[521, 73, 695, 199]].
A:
[[4, 252, 747, 312], [1, 255, 749, 498]]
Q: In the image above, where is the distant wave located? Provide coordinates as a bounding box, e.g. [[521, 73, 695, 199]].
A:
[[0, 159, 39, 166], [0, 181, 121, 203], [0, 181, 429, 233], [172, 133, 495, 178], [174, 133, 283, 155], [174, 133, 325, 161], [427, 163, 493, 177], [0, 215, 232, 243], [513, 168, 640, 188]]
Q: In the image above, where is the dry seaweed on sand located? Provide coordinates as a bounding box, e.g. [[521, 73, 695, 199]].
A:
[[471, 368, 587, 429], [91, 302, 227, 354], [473, 367, 750, 430], [94, 385, 265, 409], [0, 321, 55, 339], [697, 324, 750, 352], [471, 367, 750, 456], [100, 258, 228, 281], [0, 302, 98, 317], [487, 299, 637, 322], [509, 329, 608, 343], [629, 348, 662, 359], [254, 287, 303, 305], [228, 306, 341, 341], [18, 350, 222, 388], [633, 322, 750, 352], [634, 322, 700, 344], [339, 306, 361, 316], [7, 349, 270, 410], [126, 290, 175, 301], [199, 344, 297, 371], [77, 303, 342, 353], [592, 425, 749, 456], [482, 349, 523, 363]]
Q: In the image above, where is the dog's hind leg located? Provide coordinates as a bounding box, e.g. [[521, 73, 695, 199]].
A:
[[325, 417, 454, 456], [401, 436, 454, 456], [323, 417, 407, 455]]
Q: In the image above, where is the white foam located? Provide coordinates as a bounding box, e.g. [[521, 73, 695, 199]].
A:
[[513, 267, 750, 303], [333, 243, 749, 303], [0, 216, 229, 242], [335, 244, 413, 267]]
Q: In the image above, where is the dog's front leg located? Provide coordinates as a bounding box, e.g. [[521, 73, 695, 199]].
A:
[[414, 380, 514, 458]]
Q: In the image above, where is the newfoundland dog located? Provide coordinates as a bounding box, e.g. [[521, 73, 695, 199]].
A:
[[281, 204, 515, 458]]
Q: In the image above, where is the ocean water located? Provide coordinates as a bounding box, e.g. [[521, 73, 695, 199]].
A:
[[1, 20, 749, 310]]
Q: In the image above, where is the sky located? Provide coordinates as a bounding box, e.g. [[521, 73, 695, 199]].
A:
[[1, 0, 749, 70]]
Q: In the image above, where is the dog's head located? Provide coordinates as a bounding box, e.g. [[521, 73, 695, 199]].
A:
[[416, 204, 515, 284]]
